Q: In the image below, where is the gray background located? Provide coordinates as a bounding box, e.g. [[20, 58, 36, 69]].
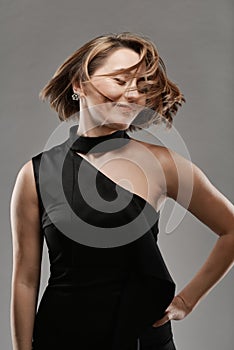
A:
[[1, 0, 233, 349]]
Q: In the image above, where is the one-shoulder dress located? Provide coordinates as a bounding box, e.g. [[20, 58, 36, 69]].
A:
[[31, 124, 176, 350]]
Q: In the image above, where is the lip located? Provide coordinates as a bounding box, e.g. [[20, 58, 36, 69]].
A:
[[115, 103, 135, 111]]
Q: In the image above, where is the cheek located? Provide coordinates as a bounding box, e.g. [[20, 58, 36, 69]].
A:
[[140, 95, 147, 106], [94, 81, 123, 99]]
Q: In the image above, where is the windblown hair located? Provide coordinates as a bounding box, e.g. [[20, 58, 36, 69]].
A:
[[40, 32, 185, 131]]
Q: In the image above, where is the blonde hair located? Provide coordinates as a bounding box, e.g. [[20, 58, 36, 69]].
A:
[[40, 32, 185, 131]]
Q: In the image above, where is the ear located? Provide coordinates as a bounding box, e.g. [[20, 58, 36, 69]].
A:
[[72, 81, 86, 97]]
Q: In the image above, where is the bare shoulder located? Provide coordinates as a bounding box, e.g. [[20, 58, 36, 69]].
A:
[[17, 159, 36, 191], [128, 136, 179, 169], [17, 159, 34, 180], [141, 141, 194, 194], [129, 136, 194, 195], [11, 159, 40, 225], [131, 138, 234, 236]]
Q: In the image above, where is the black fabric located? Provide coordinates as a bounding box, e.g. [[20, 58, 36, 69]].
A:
[[68, 124, 131, 154], [138, 321, 176, 350], [31, 124, 176, 350]]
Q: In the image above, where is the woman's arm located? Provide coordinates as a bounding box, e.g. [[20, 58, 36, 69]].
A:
[[10, 160, 44, 350], [152, 147, 234, 326]]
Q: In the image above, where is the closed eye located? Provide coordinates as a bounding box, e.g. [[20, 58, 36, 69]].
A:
[[113, 78, 126, 85]]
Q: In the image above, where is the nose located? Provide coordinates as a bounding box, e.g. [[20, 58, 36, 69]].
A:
[[123, 79, 141, 101]]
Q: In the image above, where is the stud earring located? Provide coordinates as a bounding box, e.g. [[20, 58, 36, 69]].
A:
[[72, 92, 79, 101]]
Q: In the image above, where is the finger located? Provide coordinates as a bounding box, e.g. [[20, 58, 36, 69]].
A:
[[152, 313, 170, 327]]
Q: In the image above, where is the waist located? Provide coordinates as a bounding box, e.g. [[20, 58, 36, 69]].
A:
[[47, 265, 131, 288]]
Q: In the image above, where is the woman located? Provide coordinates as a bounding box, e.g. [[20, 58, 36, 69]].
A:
[[10, 32, 234, 350]]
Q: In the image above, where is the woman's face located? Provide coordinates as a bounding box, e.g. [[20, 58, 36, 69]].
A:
[[75, 48, 147, 129]]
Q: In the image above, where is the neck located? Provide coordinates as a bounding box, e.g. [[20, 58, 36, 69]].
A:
[[77, 101, 130, 137], [77, 113, 129, 137]]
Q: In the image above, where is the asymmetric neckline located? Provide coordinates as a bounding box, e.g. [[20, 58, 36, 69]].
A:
[[67, 125, 131, 154]]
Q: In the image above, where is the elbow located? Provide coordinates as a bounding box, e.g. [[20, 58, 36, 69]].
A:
[[12, 265, 41, 290]]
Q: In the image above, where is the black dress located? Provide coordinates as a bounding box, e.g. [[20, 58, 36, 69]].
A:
[[31, 124, 176, 350]]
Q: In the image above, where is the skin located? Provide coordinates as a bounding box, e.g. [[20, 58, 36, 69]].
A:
[[73, 48, 147, 136], [10, 48, 234, 349], [11, 162, 43, 350]]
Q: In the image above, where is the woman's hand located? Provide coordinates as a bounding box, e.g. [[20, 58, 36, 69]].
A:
[[152, 295, 192, 328]]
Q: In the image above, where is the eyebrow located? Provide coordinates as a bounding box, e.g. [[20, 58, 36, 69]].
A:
[[112, 68, 131, 72], [94, 69, 146, 79], [111, 69, 131, 76], [93, 69, 129, 77], [111, 69, 145, 78]]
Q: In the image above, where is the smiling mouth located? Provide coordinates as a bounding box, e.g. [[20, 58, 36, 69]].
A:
[[115, 103, 136, 111]]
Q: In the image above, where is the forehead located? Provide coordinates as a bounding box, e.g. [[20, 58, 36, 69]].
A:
[[94, 47, 146, 75]]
